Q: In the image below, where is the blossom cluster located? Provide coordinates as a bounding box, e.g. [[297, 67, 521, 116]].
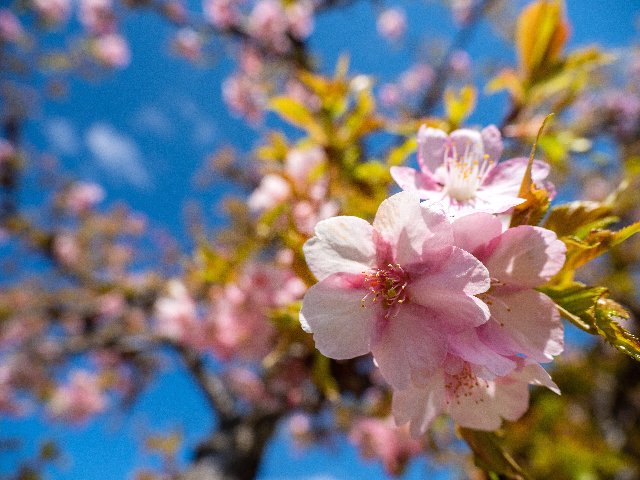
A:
[[300, 125, 566, 435]]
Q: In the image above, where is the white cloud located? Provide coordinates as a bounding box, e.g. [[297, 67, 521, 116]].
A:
[[46, 117, 80, 155], [85, 123, 152, 188]]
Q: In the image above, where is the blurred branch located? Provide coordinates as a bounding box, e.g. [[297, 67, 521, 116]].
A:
[[417, 0, 499, 117]]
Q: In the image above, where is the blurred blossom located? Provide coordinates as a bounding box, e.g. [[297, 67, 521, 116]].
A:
[[93, 33, 131, 68], [349, 417, 421, 476], [32, 0, 71, 25], [0, 138, 16, 164], [53, 233, 80, 267], [222, 73, 266, 122], [248, 0, 291, 53], [154, 280, 199, 343], [285, 146, 326, 193], [174, 28, 202, 62], [0, 9, 23, 43], [65, 181, 105, 215], [292, 199, 338, 235], [451, 0, 474, 25], [378, 83, 401, 108], [581, 176, 613, 202], [288, 412, 312, 444], [48, 370, 107, 423], [204, 264, 304, 360], [449, 49, 471, 75], [286, 0, 315, 40], [247, 173, 291, 212], [79, 0, 116, 34], [376, 8, 406, 42], [239, 45, 264, 77], [203, 0, 240, 29], [602, 91, 640, 139], [0, 363, 24, 414], [98, 291, 126, 320], [399, 63, 433, 95], [225, 367, 267, 403], [163, 0, 187, 23]]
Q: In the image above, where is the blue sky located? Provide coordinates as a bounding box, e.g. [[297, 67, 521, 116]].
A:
[[1, 0, 639, 478]]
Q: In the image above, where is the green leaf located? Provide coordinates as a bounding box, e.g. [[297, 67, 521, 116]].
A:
[[593, 298, 640, 362], [386, 136, 417, 167], [540, 283, 640, 362], [444, 85, 476, 128], [459, 428, 530, 480], [515, 0, 569, 77], [269, 97, 328, 144], [552, 222, 640, 284], [543, 201, 618, 238]]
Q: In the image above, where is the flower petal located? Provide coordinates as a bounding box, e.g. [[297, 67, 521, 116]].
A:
[[417, 125, 448, 173], [409, 246, 490, 297], [392, 373, 446, 437], [373, 192, 452, 265], [299, 274, 375, 359], [482, 157, 550, 196], [478, 290, 564, 362], [303, 216, 377, 281], [452, 212, 502, 258], [509, 361, 560, 394], [371, 303, 447, 390], [484, 226, 566, 287], [449, 128, 483, 161], [389, 166, 442, 199], [481, 125, 503, 162], [447, 329, 517, 377]]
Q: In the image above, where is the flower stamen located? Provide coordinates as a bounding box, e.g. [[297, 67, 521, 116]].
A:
[[361, 263, 408, 318]]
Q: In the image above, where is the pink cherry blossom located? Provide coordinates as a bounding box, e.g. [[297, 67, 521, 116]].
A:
[[53, 232, 80, 267], [79, 0, 116, 34], [390, 125, 554, 219], [205, 264, 304, 360], [48, 370, 107, 423], [203, 0, 241, 29], [173, 28, 202, 62], [376, 8, 407, 42], [452, 213, 566, 363], [0, 138, 16, 164], [0, 10, 23, 43], [222, 72, 266, 122], [154, 280, 200, 343], [65, 181, 105, 215], [393, 357, 559, 435], [286, 0, 315, 40], [349, 417, 422, 475], [33, 0, 71, 25], [300, 192, 491, 389], [93, 33, 131, 68], [247, 174, 291, 212], [247, 0, 291, 53]]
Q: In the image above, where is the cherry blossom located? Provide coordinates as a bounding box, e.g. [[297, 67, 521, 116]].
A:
[[376, 8, 407, 42], [93, 33, 131, 68], [32, 0, 71, 25], [64, 181, 105, 215], [154, 280, 200, 343], [452, 213, 566, 363], [0, 9, 23, 43], [393, 357, 559, 435], [203, 0, 240, 29], [390, 125, 553, 218], [48, 370, 107, 423], [349, 417, 422, 475], [300, 192, 491, 389]]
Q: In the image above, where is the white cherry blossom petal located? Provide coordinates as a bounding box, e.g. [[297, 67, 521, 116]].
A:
[[299, 274, 375, 359], [303, 216, 377, 281]]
